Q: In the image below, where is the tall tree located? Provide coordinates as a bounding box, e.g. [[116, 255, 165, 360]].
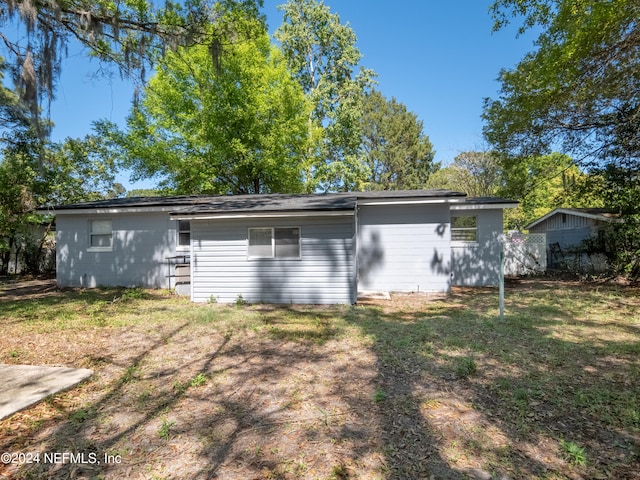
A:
[[426, 151, 501, 198], [0, 0, 263, 131], [275, 0, 375, 192], [484, 0, 640, 175], [111, 9, 310, 194], [359, 89, 436, 190]]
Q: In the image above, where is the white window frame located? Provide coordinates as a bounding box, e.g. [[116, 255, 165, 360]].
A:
[[451, 216, 478, 245], [177, 220, 191, 251], [88, 219, 113, 252], [247, 227, 301, 259]]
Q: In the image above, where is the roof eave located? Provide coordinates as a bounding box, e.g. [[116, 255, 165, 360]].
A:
[[37, 205, 181, 215], [356, 196, 467, 206], [451, 202, 519, 210], [525, 208, 618, 230], [171, 209, 356, 220]]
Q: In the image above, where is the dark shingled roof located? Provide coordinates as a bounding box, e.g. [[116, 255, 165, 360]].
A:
[[46, 189, 469, 215], [175, 193, 358, 215]]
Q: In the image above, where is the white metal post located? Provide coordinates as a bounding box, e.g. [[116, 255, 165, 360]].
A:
[[499, 249, 505, 320]]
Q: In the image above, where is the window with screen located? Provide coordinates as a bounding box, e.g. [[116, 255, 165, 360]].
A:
[[248, 227, 300, 259], [178, 220, 191, 248], [89, 219, 113, 250], [451, 216, 477, 242]]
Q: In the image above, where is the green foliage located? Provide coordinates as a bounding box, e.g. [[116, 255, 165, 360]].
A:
[[0, 117, 122, 273], [0, 0, 235, 129], [485, 0, 640, 168], [427, 151, 500, 197], [590, 214, 640, 279], [114, 8, 310, 194], [69, 408, 93, 425], [499, 152, 599, 230], [454, 356, 478, 378], [359, 90, 437, 190], [485, 0, 640, 269], [373, 387, 386, 403], [559, 439, 587, 467], [276, 0, 375, 191], [122, 365, 139, 384], [158, 417, 175, 440], [189, 372, 207, 388]]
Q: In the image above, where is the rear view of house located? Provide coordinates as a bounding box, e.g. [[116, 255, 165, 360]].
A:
[[46, 190, 517, 303]]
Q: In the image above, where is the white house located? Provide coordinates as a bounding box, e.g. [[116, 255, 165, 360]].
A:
[[44, 190, 517, 304]]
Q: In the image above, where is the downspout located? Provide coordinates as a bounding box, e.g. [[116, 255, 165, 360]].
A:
[[353, 203, 359, 304], [190, 223, 194, 302]]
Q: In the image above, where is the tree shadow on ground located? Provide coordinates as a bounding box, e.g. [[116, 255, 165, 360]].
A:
[[344, 282, 640, 479], [1, 281, 639, 479]]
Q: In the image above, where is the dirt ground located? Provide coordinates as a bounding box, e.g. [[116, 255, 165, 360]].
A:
[[1, 277, 639, 479]]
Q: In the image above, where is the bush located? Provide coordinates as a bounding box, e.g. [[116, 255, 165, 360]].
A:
[[585, 214, 640, 279]]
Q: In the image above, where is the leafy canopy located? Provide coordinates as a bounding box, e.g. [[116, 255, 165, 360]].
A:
[[427, 151, 501, 198], [0, 0, 263, 130], [114, 8, 310, 194], [275, 0, 375, 191], [484, 0, 640, 169], [359, 90, 437, 190]]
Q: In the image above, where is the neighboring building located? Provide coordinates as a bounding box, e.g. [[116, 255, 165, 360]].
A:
[[43, 190, 517, 304], [526, 208, 618, 270]]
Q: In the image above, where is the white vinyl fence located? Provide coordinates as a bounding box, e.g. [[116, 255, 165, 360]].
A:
[[503, 232, 547, 276]]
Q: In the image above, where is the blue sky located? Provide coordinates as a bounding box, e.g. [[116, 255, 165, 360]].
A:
[[48, 1, 538, 190]]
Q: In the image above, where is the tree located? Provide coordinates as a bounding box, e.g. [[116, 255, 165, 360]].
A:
[[112, 10, 310, 195], [484, 0, 640, 274], [0, 131, 42, 273], [0, 127, 121, 273], [426, 150, 596, 230], [484, 0, 640, 175], [275, 0, 375, 191], [359, 90, 437, 190], [426, 151, 501, 197], [499, 152, 598, 230], [0, 0, 263, 131]]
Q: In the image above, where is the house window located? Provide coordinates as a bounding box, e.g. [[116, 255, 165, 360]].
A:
[[451, 216, 477, 242], [248, 227, 300, 259], [178, 220, 191, 248], [89, 219, 112, 250]]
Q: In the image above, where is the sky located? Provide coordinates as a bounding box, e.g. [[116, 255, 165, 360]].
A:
[[47, 1, 539, 191]]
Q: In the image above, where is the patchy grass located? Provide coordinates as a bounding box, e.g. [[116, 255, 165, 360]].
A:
[[0, 279, 639, 479]]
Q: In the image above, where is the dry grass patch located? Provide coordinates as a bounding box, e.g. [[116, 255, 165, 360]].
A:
[[0, 278, 639, 479]]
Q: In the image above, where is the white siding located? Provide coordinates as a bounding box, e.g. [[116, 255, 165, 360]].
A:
[[532, 213, 605, 231], [56, 213, 177, 288], [529, 212, 608, 249], [451, 209, 504, 286], [191, 216, 355, 304], [357, 204, 451, 293]]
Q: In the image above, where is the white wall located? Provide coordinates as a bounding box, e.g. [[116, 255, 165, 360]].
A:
[[450, 209, 503, 286], [357, 204, 451, 293], [56, 213, 177, 288], [191, 216, 355, 304]]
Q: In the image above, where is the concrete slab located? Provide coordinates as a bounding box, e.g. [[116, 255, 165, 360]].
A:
[[357, 291, 391, 301], [0, 364, 93, 420]]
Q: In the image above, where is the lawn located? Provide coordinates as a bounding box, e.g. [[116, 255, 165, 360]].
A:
[[0, 278, 639, 479]]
